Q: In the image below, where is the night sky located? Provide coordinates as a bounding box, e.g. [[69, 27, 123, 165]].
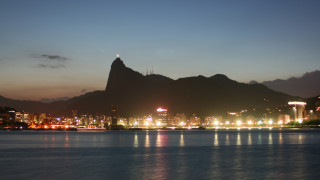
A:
[[1, 0, 319, 100]]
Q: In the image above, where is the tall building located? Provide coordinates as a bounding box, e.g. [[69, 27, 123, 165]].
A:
[[288, 101, 306, 123], [111, 105, 119, 126], [156, 107, 168, 126]]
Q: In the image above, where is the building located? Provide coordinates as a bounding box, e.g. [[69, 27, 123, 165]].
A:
[[288, 101, 307, 123], [111, 105, 119, 126], [278, 114, 291, 124], [227, 112, 241, 125], [156, 107, 168, 126], [188, 113, 200, 126], [174, 113, 187, 126]]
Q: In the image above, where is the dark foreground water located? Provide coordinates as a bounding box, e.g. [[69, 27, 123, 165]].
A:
[[1, 129, 320, 180]]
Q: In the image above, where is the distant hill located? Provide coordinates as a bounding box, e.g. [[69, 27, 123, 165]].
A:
[[260, 70, 320, 98], [0, 57, 298, 117], [40, 97, 70, 103]]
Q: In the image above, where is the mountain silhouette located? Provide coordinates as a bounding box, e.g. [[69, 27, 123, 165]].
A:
[[101, 57, 294, 116], [260, 70, 320, 98], [0, 57, 299, 117]]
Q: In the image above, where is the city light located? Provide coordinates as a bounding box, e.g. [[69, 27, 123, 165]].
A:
[[278, 120, 283, 125], [214, 121, 219, 126], [268, 120, 273, 125], [156, 108, 167, 112], [248, 121, 253, 125], [288, 101, 306, 105], [236, 120, 242, 126], [225, 121, 230, 125]]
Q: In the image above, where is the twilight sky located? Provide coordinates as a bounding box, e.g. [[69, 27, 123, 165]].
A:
[[1, 0, 320, 100]]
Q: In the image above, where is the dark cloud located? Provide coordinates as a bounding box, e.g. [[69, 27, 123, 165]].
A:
[[34, 54, 69, 69], [38, 64, 66, 69], [41, 54, 68, 61]]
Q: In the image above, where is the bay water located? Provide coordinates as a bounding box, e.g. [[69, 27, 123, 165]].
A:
[[1, 129, 320, 179]]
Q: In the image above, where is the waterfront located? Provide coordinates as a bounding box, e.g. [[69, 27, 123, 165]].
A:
[[1, 129, 320, 179]]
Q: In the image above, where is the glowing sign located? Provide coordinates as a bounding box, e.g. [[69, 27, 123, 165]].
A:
[[157, 108, 167, 112], [228, 112, 237, 115], [288, 101, 306, 105]]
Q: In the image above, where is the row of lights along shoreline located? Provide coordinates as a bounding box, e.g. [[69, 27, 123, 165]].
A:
[[1, 99, 320, 131]]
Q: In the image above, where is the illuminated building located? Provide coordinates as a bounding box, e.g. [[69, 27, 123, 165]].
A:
[[288, 101, 306, 123], [156, 107, 168, 126], [111, 105, 119, 126], [188, 113, 200, 126], [117, 118, 127, 126], [174, 113, 187, 126], [14, 112, 22, 122], [278, 114, 291, 124], [128, 117, 143, 126], [143, 115, 153, 127], [0, 107, 16, 124], [245, 116, 255, 125], [72, 110, 78, 124], [227, 112, 240, 124], [39, 113, 47, 124], [204, 116, 223, 126], [104, 117, 112, 126]]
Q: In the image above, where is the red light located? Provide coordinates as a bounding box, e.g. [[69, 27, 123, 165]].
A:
[[157, 108, 167, 112]]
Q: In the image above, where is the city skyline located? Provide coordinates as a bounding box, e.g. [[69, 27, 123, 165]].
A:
[[1, 0, 320, 100]]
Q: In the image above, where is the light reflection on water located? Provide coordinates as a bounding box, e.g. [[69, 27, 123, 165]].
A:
[[145, 132, 150, 147], [225, 133, 229, 145], [134, 132, 139, 147], [180, 134, 184, 147], [1, 129, 320, 148], [213, 132, 218, 146], [248, 132, 252, 145], [237, 133, 242, 146], [65, 133, 69, 147], [268, 132, 273, 145], [1, 129, 319, 148], [279, 132, 283, 144], [0, 129, 320, 179]]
